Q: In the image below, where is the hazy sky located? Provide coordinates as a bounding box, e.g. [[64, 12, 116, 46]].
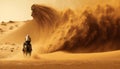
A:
[[0, 0, 119, 22]]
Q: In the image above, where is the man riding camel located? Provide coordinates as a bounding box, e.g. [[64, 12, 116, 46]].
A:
[[23, 34, 32, 56]]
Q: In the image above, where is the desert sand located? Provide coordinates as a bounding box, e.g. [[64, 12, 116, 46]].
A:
[[0, 2, 120, 69]]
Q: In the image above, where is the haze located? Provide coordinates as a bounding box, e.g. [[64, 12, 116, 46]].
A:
[[0, 0, 119, 22]]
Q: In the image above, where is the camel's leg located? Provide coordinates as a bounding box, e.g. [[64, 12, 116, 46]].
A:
[[29, 52, 31, 56], [25, 52, 27, 56], [23, 51, 25, 56]]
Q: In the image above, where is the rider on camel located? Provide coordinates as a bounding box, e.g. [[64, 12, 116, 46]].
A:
[[23, 34, 32, 56]]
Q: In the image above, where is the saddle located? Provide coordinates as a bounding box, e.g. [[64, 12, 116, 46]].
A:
[[23, 41, 32, 52]]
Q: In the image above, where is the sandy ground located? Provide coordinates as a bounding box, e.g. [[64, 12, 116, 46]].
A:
[[0, 59, 119, 69], [0, 21, 120, 69], [0, 51, 120, 69], [0, 0, 120, 68]]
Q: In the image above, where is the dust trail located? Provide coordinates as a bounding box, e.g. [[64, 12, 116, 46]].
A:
[[31, 4, 60, 30], [31, 4, 120, 53]]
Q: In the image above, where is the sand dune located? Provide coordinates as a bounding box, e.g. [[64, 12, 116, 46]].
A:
[[0, 2, 120, 69]]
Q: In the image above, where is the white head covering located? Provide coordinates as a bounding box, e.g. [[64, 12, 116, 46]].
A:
[[25, 34, 31, 41]]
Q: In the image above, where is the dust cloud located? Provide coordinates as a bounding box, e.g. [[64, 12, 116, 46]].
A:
[[31, 3, 120, 53]]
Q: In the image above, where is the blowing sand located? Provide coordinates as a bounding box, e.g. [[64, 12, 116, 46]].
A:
[[0, 21, 119, 69], [0, 2, 120, 69]]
